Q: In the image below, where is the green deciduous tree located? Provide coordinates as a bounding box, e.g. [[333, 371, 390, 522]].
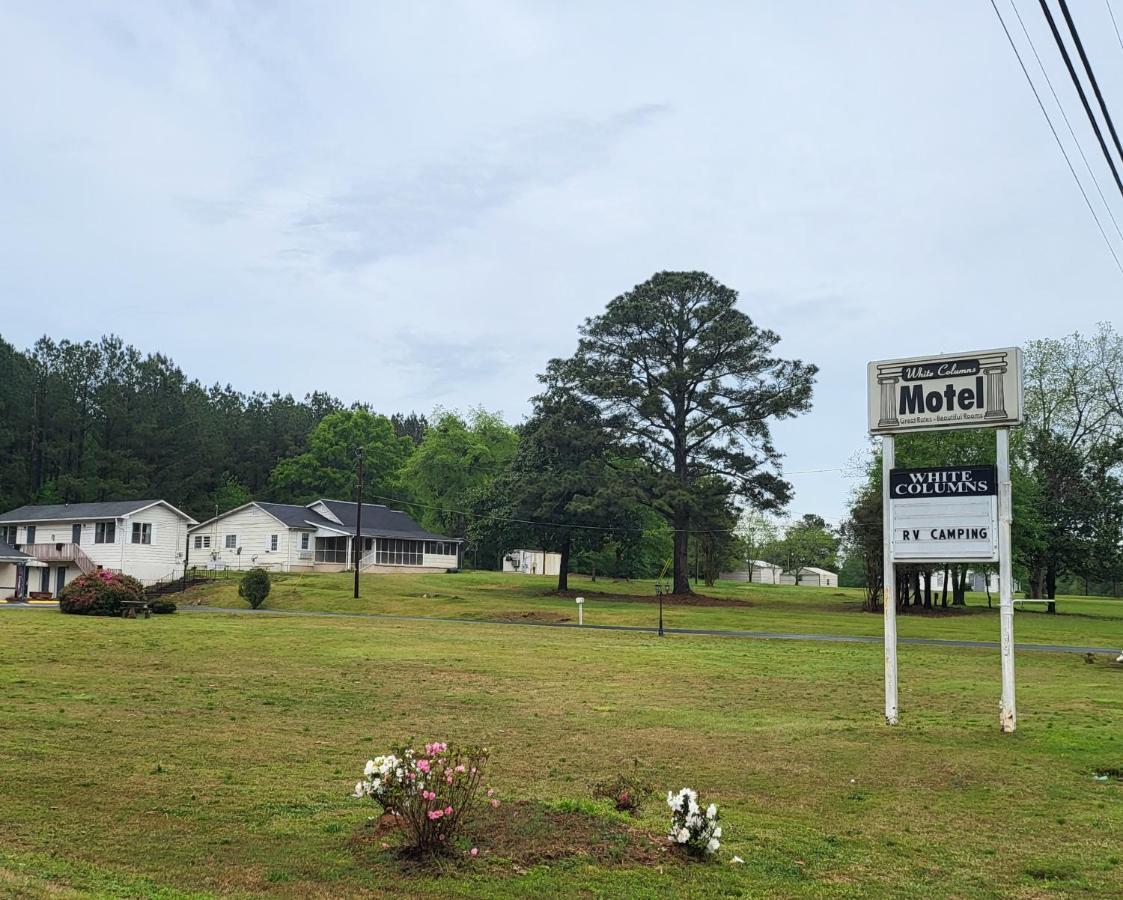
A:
[[773, 514, 839, 584], [545, 271, 817, 594], [268, 409, 413, 505], [400, 409, 517, 538]]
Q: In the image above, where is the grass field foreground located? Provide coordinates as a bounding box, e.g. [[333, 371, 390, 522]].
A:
[[2, 602, 1123, 897]]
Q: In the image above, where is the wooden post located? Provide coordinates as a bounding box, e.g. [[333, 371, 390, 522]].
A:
[[883, 435, 898, 726]]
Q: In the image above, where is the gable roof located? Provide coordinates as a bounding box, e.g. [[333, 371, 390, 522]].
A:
[[0, 500, 197, 524], [189, 499, 458, 543], [314, 499, 455, 542]]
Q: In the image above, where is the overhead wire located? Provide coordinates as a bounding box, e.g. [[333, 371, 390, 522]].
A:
[[1009, 0, 1123, 243], [1036, 0, 1123, 199], [990, 0, 1123, 273], [1056, 0, 1123, 169]]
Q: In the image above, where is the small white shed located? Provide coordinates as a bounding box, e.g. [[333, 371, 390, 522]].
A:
[[503, 549, 561, 576]]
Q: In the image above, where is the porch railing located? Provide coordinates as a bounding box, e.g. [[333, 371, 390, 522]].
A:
[[18, 542, 99, 576]]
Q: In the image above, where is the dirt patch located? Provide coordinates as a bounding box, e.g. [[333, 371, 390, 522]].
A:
[[494, 611, 573, 624], [351, 801, 669, 870], [548, 589, 750, 608]]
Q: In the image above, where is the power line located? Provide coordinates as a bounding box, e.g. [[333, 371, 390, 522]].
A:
[[1009, 0, 1123, 243], [1037, 0, 1123, 200], [1056, 0, 1123, 168], [1106, 0, 1123, 55], [990, 0, 1123, 273]]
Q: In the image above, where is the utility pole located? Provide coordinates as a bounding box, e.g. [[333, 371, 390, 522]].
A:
[[354, 446, 364, 600]]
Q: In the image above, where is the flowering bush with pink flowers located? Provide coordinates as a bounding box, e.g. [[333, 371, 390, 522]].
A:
[[353, 742, 494, 854], [58, 570, 145, 616]]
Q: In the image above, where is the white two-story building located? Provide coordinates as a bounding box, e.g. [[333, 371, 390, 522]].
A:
[[0, 500, 197, 597]]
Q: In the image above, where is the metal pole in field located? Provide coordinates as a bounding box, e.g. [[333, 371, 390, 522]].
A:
[[996, 427, 1016, 732], [882, 434, 899, 726], [353, 447, 364, 600]]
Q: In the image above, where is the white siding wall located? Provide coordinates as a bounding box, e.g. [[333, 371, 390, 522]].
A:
[[286, 529, 317, 570], [422, 551, 458, 570], [12, 504, 193, 584], [188, 504, 292, 572]]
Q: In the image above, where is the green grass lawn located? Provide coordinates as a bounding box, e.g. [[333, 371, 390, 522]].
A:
[[2, 601, 1122, 898], [181, 569, 1123, 649]]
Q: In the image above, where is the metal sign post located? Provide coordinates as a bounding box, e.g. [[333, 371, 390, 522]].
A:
[[997, 427, 1016, 732], [882, 435, 899, 726]]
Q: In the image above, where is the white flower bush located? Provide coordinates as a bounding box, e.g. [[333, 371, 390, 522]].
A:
[[667, 787, 721, 856]]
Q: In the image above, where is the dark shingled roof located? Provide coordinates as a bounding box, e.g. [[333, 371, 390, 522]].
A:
[[0, 541, 33, 562], [0, 500, 194, 523], [251, 500, 457, 543]]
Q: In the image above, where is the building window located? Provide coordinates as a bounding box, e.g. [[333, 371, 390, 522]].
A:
[[423, 541, 456, 556], [0, 525, 14, 545], [270, 534, 278, 552], [225, 534, 237, 549], [131, 523, 152, 545], [193, 534, 212, 550], [26, 525, 36, 544], [301, 533, 310, 550], [94, 521, 116, 544], [314, 536, 348, 563], [375, 537, 423, 566]]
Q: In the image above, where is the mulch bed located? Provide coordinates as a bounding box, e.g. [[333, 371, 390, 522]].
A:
[[351, 801, 669, 871], [548, 589, 751, 608]]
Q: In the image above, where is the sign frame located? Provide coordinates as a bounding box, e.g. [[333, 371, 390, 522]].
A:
[[888, 464, 999, 563], [868, 347, 1024, 435], [869, 349, 1022, 734]]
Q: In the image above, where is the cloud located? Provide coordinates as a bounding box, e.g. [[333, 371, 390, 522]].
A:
[[285, 103, 669, 268]]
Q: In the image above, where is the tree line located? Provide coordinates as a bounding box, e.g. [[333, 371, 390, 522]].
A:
[[0, 272, 818, 594]]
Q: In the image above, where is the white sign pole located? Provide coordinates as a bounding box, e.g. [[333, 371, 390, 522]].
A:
[[996, 428, 1016, 732], [882, 434, 899, 726]]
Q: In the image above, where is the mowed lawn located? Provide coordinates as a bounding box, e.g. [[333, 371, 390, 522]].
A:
[[182, 570, 1123, 649], [1, 604, 1122, 898]]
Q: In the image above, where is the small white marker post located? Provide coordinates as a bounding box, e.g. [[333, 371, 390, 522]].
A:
[[996, 427, 1016, 732], [575, 596, 584, 626], [882, 434, 899, 726]]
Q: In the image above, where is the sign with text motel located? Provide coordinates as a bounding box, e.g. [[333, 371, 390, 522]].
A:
[[868, 347, 1024, 435], [889, 465, 999, 562]]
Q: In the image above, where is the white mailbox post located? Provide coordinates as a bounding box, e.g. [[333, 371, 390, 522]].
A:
[[575, 596, 584, 626]]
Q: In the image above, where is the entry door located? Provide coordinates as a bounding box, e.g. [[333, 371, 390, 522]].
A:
[[72, 523, 82, 545], [55, 566, 66, 596], [40, 567, 50, 593]]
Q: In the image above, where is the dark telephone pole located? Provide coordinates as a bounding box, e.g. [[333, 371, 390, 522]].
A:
[[353, 446, 364, 599]]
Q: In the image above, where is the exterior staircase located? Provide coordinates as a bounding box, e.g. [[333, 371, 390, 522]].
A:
[[19, 542, 99, 575]]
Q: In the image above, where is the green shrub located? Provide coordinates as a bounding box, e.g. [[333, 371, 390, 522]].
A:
[[239, 567, 271, 609], [592, 760, 653, 815], [58, 571, 145, 616], [149, 599, 177, 614]]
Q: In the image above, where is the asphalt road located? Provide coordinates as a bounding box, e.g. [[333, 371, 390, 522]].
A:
[[4, 601, 1119, 656]]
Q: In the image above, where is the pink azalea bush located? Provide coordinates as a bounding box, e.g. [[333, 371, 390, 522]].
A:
[[353, 742, 493, 854], [58, 570, 144, 616]]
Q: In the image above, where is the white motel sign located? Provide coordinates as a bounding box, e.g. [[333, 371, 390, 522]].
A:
[[889, 466, 998, 563], [868, 347, 1024, 435], [868, 347, 1024, 734]]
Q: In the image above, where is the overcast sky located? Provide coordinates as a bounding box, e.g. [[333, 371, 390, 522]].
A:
[[2, 1, 1120, 524]]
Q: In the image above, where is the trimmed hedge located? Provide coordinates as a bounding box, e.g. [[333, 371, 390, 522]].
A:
[[58, 570, 145, 616], [239, 567, 271, 609], [149, 599, 177, 614]]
